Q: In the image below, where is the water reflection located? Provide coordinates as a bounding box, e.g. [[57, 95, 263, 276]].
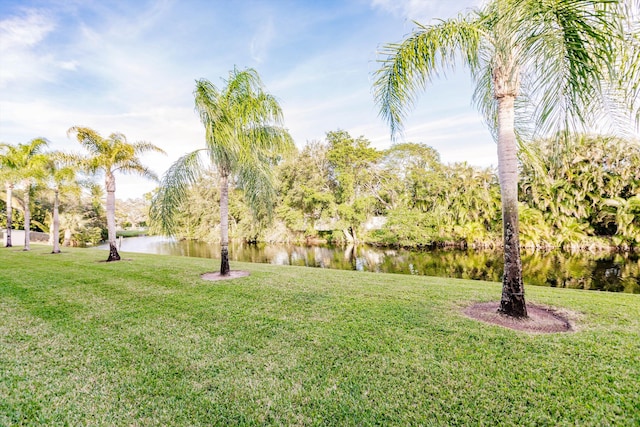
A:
[[101, 236, 640, 293]]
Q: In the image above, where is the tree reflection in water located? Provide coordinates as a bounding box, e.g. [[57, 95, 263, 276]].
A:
[[107, 236, 640, 293]]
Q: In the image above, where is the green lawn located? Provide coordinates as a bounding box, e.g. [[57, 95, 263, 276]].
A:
[[1, 246, 638, 426]]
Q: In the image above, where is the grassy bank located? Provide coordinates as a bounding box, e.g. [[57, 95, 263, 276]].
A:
[[1, 246, 638, 426], [116, 229, 148, 238]]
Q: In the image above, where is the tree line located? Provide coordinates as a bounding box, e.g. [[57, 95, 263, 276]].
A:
[[156, 130, 640, 250]]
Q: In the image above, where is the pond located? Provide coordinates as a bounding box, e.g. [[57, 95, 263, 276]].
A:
[[100, 236, 640, 293]]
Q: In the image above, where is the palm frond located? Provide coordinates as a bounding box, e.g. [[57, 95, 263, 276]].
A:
[[67, 127, 105, 156], [54, 151, 86, 168], [132, 141, 167, 156], [471, 56, 499, 138], [617, 0, 640, 127], [246, 125, 295, 158], [236, 156, 277, 220], [150, 150, 205, 235], [25, 137, 49, 155], [373, 14, 483, 139], [117, 159, 160, 181], [517, 0, 630, 135]]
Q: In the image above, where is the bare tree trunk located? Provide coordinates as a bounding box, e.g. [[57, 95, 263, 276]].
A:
[[105, 171, 120, 261], [219, 173, 230, 275], [23, 181, 31, 251], [5, 183, 13, 247], [64, 228, 72, 247], [52, 189, 60, 254], [496, 94, 527, 318]]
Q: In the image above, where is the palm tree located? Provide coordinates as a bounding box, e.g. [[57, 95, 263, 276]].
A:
[[0, 138, 49, 250], [67, 127, 165, 261], [1, 181, 16, 247], [44, 153, 82, 254], [373, 0, 636, 317], [0, 144, 19, 247], [151, 67, 294, 276]]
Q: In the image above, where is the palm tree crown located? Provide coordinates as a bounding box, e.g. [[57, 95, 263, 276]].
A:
[[0, 138, 49, 249], [375, 0, 634, 138], [193, 68, 294, 213], [69, 127, 165, 180]]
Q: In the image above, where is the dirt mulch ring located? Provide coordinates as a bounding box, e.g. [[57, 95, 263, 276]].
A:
[[463, 302, 574, 334], [201, 270, 250, 281]]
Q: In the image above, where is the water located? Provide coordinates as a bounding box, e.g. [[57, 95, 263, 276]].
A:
[[101, 236, 640, 293]]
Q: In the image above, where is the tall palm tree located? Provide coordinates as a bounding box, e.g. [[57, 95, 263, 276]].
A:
[[1, 182, 16, 247], [151, 67, 294, 276], [373, 0, 636, 317], [0, 138, 49, 250], [68, 127, 165, 261], [44, 152, 82, 254], [0, 144, 19, 247]]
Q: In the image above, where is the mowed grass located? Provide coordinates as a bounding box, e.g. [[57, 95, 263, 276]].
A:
[[0, 246, 638, 426]]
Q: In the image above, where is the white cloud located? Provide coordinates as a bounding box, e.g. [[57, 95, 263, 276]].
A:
[[250, 17, 275, 63], [371, 0, 482, 22], [57, 60, 78, 71], [0, 9, 54, 51], [0, 10, 59, 88]]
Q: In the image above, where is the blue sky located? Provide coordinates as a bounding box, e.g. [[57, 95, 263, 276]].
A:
[[0, 0, 491, 199]]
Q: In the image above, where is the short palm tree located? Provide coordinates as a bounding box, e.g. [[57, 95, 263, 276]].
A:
[[151, 67, 294, 276], [0, 138, 49, 250], [59, 212, 90, 247], [374, 0, 636, 317], [68, 127, 166, 261]]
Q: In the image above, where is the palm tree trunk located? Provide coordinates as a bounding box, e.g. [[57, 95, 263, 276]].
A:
[[219, 172, 230, 275], [23, 182, 31, 251], [496, 94, 527, 318], [105, 171, 120, 261], [5, 183, 13, 247], [52, 189, 60, 254]]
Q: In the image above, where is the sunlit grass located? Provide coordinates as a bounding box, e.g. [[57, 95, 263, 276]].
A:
[[1, 245, 638, 425]]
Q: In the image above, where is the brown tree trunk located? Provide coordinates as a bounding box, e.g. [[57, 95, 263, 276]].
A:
[[108, 242, 121, 261], [23, 181, 31, 251], [219, 172, 230, 275], [496, 93, 527, 318], [5, 183, 13, 247], [105, 171, 120, 262], [52, 189, 61, 254]]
